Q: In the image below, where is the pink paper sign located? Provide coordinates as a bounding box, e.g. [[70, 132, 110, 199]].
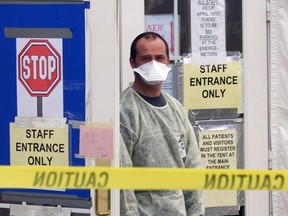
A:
[[79, 125, 113, 159]]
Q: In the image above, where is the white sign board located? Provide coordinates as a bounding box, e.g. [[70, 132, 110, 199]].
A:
[[17, 38, 63, 117], [145, 14, 178, 58], [191, 0, 227, 64]]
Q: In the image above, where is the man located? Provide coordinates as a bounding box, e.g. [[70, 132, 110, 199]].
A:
[[120, 32, 204, 216]]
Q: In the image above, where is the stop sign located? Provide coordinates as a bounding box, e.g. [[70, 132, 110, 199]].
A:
[[18, 39, 61, 97]]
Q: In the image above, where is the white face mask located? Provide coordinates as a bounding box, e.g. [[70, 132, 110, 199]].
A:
[[133, 60, 171, 86]]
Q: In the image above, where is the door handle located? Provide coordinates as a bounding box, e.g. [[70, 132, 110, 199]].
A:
[[95, 189, 110, 216], [95, 159, 111, 216]]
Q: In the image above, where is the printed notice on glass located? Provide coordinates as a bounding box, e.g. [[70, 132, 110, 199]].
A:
[[183, 62, 242, 113], [199, 130, 236, 169], [199, 129, 237, 207], [190, 0, 226, 64], [145, 14, 174, 57]]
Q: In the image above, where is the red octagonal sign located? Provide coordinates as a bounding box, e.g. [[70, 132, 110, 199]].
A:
[[18, 39, 61, 97]]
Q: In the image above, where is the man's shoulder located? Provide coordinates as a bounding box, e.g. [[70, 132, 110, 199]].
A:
[[120, 87, 136, 113], [120, 87, 133, 101]]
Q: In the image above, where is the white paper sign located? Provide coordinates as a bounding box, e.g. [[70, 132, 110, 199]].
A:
[[10, 204, 71, 216], [145, 14, 177, 58], [191, 0, 227, 64], [16, 38, 63, 118]]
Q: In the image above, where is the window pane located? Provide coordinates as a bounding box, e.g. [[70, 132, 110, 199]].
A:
[[145, 0, 242, 55]]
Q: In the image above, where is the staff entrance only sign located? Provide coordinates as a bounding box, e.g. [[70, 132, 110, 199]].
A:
[[10, 123, 69, 166], [183, 62, 242, 112]]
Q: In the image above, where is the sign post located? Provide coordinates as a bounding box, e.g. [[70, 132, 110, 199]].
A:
[[18, 39, 61, 117]]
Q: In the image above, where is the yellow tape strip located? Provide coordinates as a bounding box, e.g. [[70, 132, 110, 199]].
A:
[[0, 166, 287, 190]]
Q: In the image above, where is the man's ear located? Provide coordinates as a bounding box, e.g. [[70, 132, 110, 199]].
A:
[[129, 57, 136, 68], [166, 58, 170, 65]]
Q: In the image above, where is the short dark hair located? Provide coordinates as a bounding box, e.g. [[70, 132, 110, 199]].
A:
[[130, 32, 169, 61]]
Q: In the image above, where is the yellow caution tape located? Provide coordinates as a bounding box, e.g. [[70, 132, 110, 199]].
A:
[[0, 166, 287, 190]]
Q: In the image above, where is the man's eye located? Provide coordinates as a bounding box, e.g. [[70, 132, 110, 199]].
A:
[[141, 56, 151, 61], [156, 56, 165, 60], [156, 57, 167, 63]]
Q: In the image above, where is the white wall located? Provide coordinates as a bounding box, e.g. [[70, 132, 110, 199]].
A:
[[86, 0, 118, 124], [120, 0, 145, 90], [243, 0, 269, 215], [86, 0, 144, 215], [86, 1, 119, 215], [270, 0, 288, 214], [86, 0, 272, 215]]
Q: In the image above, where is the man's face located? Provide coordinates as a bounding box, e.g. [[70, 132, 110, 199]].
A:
[[130, 37, 169, 68]]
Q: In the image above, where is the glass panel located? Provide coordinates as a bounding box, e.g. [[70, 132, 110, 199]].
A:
[[145, 0, 242, 55], [226, 0, 242, 52], [144, 1, 244, 216]]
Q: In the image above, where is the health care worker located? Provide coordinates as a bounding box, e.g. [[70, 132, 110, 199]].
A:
[[120, 32, 204, 216]]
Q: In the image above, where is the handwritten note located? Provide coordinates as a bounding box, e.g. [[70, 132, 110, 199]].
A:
[[79, 125, 113, 159]]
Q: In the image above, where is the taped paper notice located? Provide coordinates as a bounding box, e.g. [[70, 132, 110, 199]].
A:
[[79, 124, 113, 159], [190, 0, 226, 64], [10, 122, 69, 166], [199, 129, 237, 207], [184, 62, 242, 113]]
